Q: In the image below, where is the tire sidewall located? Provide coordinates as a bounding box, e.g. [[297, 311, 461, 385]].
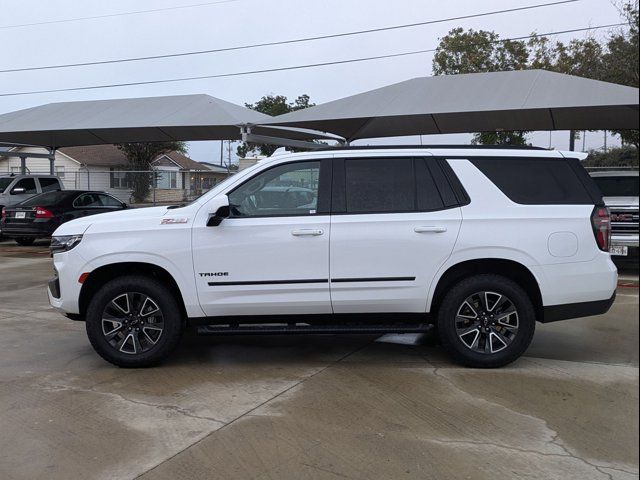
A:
[[438, 275, 536, 368], [85, 276, 183, 367]]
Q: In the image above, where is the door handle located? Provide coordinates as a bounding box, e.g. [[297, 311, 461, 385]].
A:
[[291, 229, 324, 236], [414, 226, 447, 233]]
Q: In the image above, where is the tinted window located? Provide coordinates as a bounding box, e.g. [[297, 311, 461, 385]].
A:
[[471, 158, 593, 205], [97, 194, 124, 207], [592, 176, 639, 197], [345, 158, 415, 213], [73, 193, 104, 208], [39, 178, 61, 192], [21, 191, 72, 207], [13, 178, 37, 194], [0, 178, 13, 191], [415, 159, 445, 211], [229, 162, 320, 217]]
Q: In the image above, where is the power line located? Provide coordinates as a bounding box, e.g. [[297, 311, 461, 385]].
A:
[[0, 23, 627, 98], [0, 0, 241, 30], [0, 0, 579, 74]]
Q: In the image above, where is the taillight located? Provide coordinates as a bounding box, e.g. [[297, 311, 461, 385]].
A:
[[1, 207, 5, 220], [34, 207, 54, 219], [591, 206, 611, 252]]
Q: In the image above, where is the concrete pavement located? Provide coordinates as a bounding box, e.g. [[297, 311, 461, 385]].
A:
[[0, 243, 638, 480]]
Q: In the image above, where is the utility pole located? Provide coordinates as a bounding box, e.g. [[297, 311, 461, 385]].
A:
[[582, 131, 586, 151], [604, 130, 608, 153]]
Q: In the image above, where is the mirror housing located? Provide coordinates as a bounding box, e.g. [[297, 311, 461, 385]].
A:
[[207, 205, 230, 227], [10, 187, 26, 195]]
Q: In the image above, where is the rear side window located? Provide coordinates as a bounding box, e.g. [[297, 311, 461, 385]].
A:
[[338, 158, 448, 214], [344, 158, 415, 213], [471, 157, 594, 205], [39, 178, 61, 192]]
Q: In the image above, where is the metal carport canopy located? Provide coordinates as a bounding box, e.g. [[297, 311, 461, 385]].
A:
[[0, 94, 339, 148], [261, 70, 640, 141]]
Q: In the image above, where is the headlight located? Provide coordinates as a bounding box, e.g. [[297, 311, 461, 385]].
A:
[[50, 235, 83, 254]]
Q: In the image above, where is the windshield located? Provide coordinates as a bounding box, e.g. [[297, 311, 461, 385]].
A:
[[592, 176, 639, 197], [19, 191, 71, 207], [0, 177, 14, 192]]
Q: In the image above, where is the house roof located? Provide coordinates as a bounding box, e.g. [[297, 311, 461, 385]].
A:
[[199, 162, 231, 173], [59, 144, 206, 170]]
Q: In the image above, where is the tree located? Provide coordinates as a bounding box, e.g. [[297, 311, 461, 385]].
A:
[[603, 1, 639, 149], [116, 141, 187, 203], [236, 94, 315, 158], [432, 28, 530, 145], [583, 145, 639, 167], [433, 2, 639, 149]]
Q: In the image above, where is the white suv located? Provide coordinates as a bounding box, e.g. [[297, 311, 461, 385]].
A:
[[47, 147, 617, 368]]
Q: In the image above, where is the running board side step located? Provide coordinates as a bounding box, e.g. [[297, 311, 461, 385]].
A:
[[196, 323, 432, 336]]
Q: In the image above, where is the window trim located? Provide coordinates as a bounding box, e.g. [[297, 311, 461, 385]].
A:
[[226, 159, 331, 219], [331, 156, 466, 216]]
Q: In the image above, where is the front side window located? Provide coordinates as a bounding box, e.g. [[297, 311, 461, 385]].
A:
[[229, 161, 320, 217], [13, 178, 37, 194]]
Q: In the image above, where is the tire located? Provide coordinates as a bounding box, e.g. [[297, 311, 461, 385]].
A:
[[437, 274, 536, 368], [85, 275, 184, 367], [15, 237, 35, 246]]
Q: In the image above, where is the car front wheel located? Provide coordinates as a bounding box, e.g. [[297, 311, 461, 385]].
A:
[[437, 274, 536, 368], [85, 276, 184, 367]]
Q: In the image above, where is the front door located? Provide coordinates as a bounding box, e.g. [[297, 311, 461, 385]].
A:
[[193, 159, 332, 317], [9, 178, 38, 205], [329, 156, 462, 313]]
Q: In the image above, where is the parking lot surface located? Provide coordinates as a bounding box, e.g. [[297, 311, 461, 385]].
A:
[[0, 240, 638, 480]]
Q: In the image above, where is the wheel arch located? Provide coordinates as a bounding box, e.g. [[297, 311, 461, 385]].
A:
[[78, 262, 188, 322], [429, 258, 544, 321]]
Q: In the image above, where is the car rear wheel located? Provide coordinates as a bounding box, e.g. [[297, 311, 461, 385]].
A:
[[85, 276, 184, 367], [437, 274, 535, 368], [15, 237, 35, 246]]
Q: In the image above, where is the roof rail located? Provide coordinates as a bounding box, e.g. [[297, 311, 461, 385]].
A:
[[314, 144, 549, 151]]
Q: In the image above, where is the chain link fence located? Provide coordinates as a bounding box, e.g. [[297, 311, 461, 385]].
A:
[[1, 168, 233, 206]]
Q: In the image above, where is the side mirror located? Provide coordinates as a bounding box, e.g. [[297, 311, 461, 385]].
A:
[[207, 205, 230, 227], [10, 187, 26, 195], [121, 203, 129, 209]]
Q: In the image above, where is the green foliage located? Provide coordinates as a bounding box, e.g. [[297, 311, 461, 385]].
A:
[[116, 141, 187, 202], [583, 145, 639, 167], [237, 94, 315, 158], [432, 1, 639, 148]]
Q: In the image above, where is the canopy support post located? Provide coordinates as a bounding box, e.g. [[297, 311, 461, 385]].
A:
[[49, 148, 56, 175], [569, 130, 576, 151], [20, 155, 27, 174]]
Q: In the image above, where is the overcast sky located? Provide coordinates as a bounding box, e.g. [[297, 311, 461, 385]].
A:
[[0, 0, 627, 163]]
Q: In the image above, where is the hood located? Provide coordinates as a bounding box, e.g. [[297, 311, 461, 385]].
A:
[[603, 196, 639, 208], [53, 206, 174, 236]]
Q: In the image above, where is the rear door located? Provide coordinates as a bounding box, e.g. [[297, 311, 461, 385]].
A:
[[329, 156, 463, 313]]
